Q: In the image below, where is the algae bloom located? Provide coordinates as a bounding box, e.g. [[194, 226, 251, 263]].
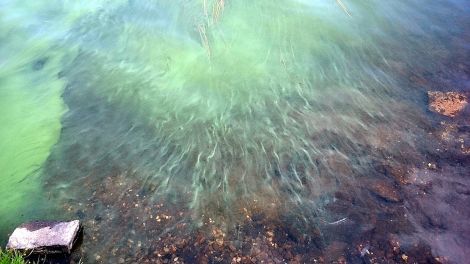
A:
[[0, 14, 65, 233], [1, 1, 469, 262], [54, 0, 422, 223]]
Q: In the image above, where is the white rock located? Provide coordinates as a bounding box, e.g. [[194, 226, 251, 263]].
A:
[[7, 220, 80, 254]]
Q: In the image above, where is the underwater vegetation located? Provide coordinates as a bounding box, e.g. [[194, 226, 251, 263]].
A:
[[56, 0, 425, 223], [1, 0, 469, 262]]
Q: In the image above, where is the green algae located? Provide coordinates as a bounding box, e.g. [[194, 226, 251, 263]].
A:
[[2, 0, 463, 233], [0, 37, 65, 234], [0, 1, 466, 261], [0, 1, 118, 237], [60, 0, 405, 222]]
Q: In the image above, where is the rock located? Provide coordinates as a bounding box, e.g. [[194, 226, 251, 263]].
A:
[[427, 91, 467, 117], [369, 181, 402, 203], [7, 220, 80, 254]]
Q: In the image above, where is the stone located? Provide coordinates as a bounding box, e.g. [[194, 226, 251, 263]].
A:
[[369, 181, 402, 203], [7, 220, 80, 254], [428, 91, 467, 117]]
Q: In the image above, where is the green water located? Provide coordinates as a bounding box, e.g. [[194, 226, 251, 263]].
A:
[[0, 0, 115, 235], [1, 0, 469, 262], [62, 0, 405, 219], [0, 22, 64, 232]]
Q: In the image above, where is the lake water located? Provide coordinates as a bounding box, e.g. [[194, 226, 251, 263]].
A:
[[1, 1, 469, 263]]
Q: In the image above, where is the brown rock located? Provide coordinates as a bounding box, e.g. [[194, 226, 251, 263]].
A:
[[369, 181, 402, 202], [428, 91, 467, 117]]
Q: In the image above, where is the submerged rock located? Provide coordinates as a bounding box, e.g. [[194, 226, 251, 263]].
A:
[[428, 91, 467, 117], [369, 181, 402, 203], [7, 220, 80, 254]]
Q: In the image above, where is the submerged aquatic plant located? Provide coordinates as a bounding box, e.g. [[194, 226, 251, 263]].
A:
[[2, 0, 461, 232], [2, 0, 468, 262], [55, 0, 420, 225]]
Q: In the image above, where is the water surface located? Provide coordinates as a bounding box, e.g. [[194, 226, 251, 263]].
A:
[[1, 1, 469, 263]]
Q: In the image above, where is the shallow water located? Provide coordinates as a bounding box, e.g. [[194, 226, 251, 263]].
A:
[[1, 1, 469, 263]]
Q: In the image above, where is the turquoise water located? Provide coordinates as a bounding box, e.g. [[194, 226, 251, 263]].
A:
[[1, 1, 469, 262]]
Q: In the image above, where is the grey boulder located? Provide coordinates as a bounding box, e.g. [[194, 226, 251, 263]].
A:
[[7, 220, 80, 254]]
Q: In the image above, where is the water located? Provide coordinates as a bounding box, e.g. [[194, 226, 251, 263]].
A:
[[1, 1, 469, 263]]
